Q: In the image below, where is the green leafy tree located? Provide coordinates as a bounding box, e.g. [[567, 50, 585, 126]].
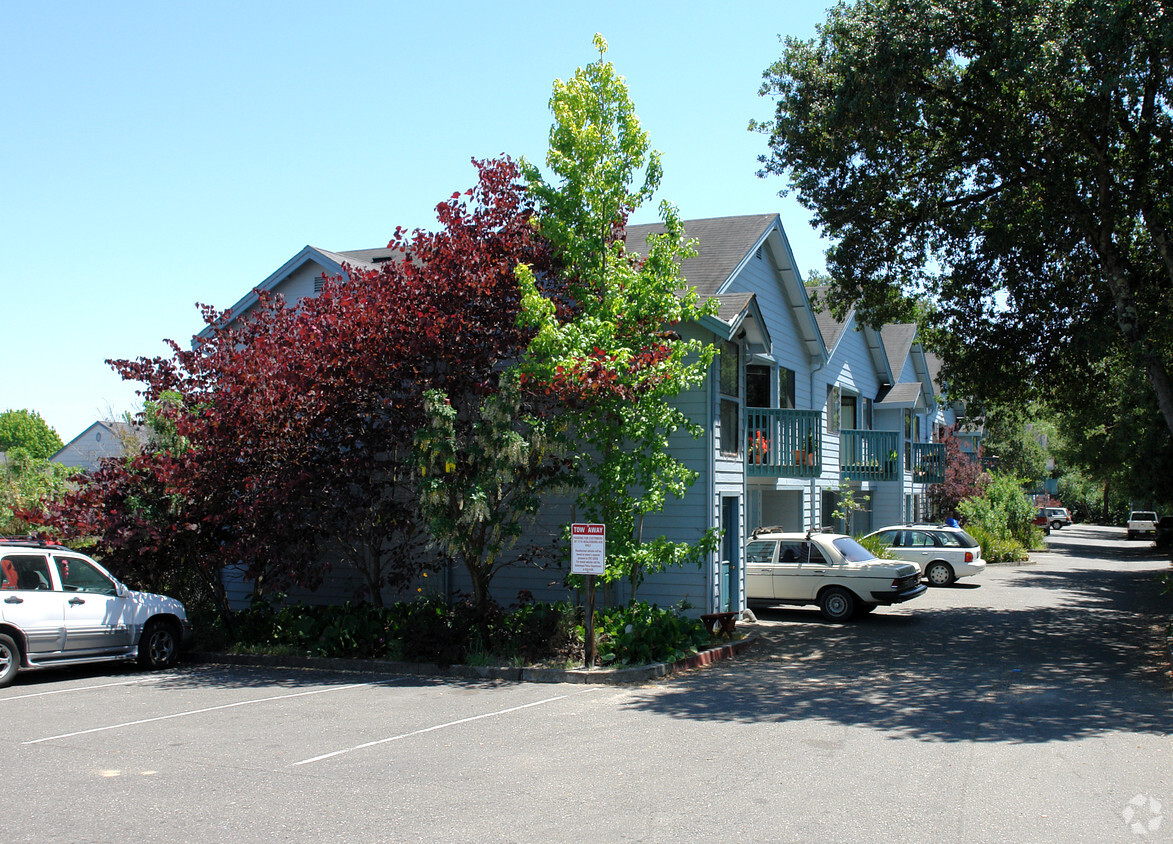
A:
[[0, 409, 63, 460], [1, 449, 75, 535], [414, 372, 569, 620], [518, 35, 719, 600], [1054, 339, 1173, 514], [757, 0, 1173, 439], [980, 404, 1051, 485]]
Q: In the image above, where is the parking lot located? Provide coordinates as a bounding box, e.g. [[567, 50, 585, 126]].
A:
[[1, 524, 1170, 843]]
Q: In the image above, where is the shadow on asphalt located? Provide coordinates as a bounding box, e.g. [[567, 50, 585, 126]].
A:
[[624, 555, 1173, 745]]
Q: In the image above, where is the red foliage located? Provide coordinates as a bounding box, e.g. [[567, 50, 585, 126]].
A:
[[928, 428, 988, 520], [40, 157, 558, 612]]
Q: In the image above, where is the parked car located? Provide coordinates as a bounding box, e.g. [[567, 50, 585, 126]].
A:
[[1033, 510, 1052, 535], [863, 523, 988, 586], [1126, 511, 1159, 540], [0, 538, 192, 688], [745, 529, 926, 620], [1040, 507, 1072, 530]]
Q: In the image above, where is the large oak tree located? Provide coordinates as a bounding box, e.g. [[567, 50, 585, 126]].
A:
[[757, 0, 1173, 441]]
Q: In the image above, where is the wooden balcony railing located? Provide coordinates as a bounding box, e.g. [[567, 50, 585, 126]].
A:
[[840, 429, 900, 482], [746, 408, 822, 478], [912, 442, 946, 484]]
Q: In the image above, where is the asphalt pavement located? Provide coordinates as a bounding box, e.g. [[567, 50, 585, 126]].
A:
[[0, 523, 1169, 843]]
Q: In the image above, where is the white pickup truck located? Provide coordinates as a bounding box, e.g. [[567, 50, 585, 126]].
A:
[[1126, 511, 1159, 540]]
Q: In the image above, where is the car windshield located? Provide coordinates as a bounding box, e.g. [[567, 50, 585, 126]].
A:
[[1133, 512, 1157, 520], [833, 537, 876, 562]]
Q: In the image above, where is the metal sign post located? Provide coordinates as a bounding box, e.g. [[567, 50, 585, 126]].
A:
[[571, 523, 605, 668]]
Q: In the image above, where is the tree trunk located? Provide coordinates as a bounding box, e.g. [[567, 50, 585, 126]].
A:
[[1098, 245, 1173, 438]]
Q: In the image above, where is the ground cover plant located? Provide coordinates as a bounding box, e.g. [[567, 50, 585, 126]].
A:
[[223, 597, 714, 668]]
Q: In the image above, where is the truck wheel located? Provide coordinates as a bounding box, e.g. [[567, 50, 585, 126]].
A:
[[0, 634, 20, 688], [818, 587, 856, 622], [138, 619, 180, 670]]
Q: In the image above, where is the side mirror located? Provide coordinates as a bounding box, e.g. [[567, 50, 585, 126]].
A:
[[115, 582, 131, 599]]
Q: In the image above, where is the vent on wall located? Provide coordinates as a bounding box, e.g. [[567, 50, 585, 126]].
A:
[[756, 246, 764, 261], [313, 278, 326, 294]]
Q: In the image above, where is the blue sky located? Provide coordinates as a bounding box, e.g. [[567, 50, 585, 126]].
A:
[[2, 1, 833, 443]]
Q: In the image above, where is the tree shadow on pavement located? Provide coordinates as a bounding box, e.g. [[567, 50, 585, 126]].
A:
[[624, 564, 1173, 744]]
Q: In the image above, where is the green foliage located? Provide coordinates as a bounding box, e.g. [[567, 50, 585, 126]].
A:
[[0, 448, 76, 534], [224, 597, 713, 668], [856, 533, 893, 560], [830, 481, 869, 534], [1054, 341, 1173, 514], [756, 0, 1173, 443], [962, 524, 1031, 564], [957, 471, 1041, 555], [229, 596, 582, 667], [589, 602, 712, 666], [519, 34, 719, 598], [414, 371, 569, 616], [980, 404, 1052, 485], [0, 409, 63, 459]]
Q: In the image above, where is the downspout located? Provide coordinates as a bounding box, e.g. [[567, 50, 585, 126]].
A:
[[707, 352, 717, 614], [809, 358, 825, 531]]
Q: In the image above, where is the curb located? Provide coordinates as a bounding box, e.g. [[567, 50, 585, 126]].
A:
[[190, 635, 755, 685]]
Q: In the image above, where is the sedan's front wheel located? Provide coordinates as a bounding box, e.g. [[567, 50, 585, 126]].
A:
[[818, 587, 856, 622]]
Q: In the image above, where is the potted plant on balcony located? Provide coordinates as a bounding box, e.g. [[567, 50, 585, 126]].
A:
[[795, 434, 816, 467], [751, 430, 769, 465]]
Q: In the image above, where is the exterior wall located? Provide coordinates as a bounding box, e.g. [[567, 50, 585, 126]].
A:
[[52, 423, 132, 471], [231, 259, 334, 326], [726, 244, 818, 535]]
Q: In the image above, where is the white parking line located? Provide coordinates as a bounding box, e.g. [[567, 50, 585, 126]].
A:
[[23, 683, 370, 745], [293, 687, 601, 767], [0, 676, 171, 702]]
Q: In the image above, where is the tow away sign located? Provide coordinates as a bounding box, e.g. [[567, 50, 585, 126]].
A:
[[570, 523, 605, 575]]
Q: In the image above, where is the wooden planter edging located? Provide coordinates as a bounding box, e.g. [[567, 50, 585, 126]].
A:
[[190, 636, 757, 686]]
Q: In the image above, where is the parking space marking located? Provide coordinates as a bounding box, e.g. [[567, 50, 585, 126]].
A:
[[23, 682, 370, 745], [294, 687, 601, 767], [0, 676, 171, 702]]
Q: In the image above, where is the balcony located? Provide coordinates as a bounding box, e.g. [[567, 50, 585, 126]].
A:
[[746, 408, 822, 478], [840, 429, 899, 482], [912, 442, 946, 484]]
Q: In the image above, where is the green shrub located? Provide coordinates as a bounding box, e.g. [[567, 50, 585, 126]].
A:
[[855, 533, 893, 560], [589, 603, 711, 666], [226, 595, 582, 667], [965, 524, 1029, 563], [958, 471, 1038, 548]]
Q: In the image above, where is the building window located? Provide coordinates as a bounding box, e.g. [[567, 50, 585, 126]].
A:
[[746, 365, 770, 408], [720, 340, 739, 398], [720, 340, 740, 456], [779, 368, 796, 409], [720, 399, 740, 456], [841, 395, 858, 430]]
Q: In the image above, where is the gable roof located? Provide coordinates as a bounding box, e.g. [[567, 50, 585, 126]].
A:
[[51, 420, 148, 471], [874, 381, 925, 409], [880, 324, 918, 377], [624, 214, 778, 299], [198, 245, 400, 339], [806, 286, 848, 350]]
